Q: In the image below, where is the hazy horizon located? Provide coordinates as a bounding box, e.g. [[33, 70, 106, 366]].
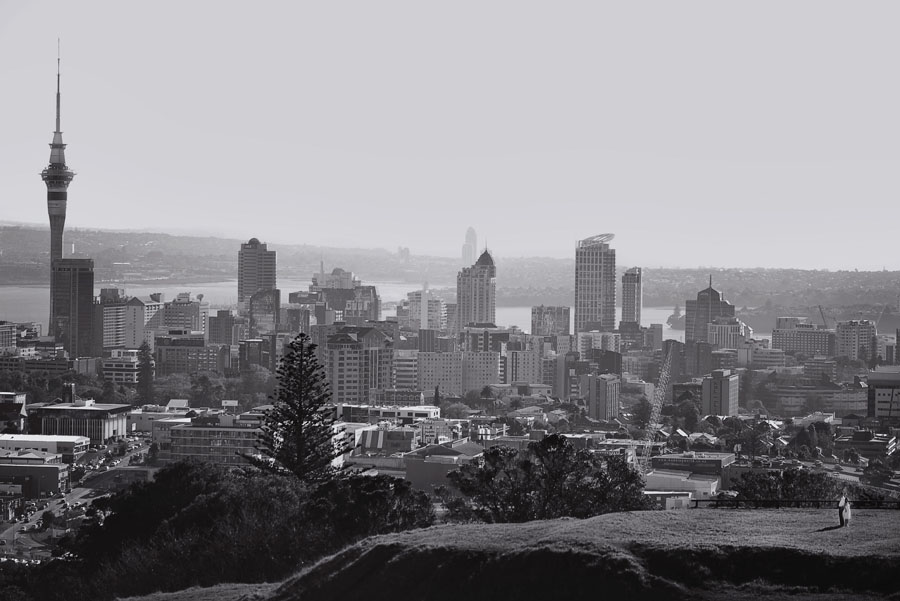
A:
[[2, 2, 899, 270]]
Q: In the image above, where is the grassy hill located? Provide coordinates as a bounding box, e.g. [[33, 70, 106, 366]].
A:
[[118, 509, 900, 601]]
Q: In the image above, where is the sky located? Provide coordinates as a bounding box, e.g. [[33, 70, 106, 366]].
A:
[[1, 1, 898, 269]]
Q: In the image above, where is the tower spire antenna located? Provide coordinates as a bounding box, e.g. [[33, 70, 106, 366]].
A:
[[56, 38, 61, 134]]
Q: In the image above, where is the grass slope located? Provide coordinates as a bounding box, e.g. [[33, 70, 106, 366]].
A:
[[116, 509, 900, 601], [266, 509, 900, 601]]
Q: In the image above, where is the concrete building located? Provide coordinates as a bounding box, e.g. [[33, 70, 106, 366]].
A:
[[574, 234, 616, 333], [771, 320, 836, 357], [238, 238, 277, 311], [324, 328, 393, 405], [169, 412, 263, 466], [462, 351, 501, 393], [27, 399, 131, 444], [773, 380, 868, 417], [154, 332, 228, 376], [707, 316, 752, 350], [866, 369, 900, 420], [404, 439, 484, 493], [531, 305, 571, 337], [334, 404, 440, 425], [0, 450, 69, 499], [417, 352, 464, 397], [0, 322, 16, 354], [405, 290, 446, 331], [392, 349, 419, 390], [836, 320, 877, 362], [506, 350, 542, 385], [456, 251, 497, 331], [161, 293, 210, 339], [0, 434, 89, 464], [701, 369, 739, 416], [620, 267, 642, 327], [580, 372, 620, 421], [101, 348, 143, 384], [684, 279, 735, 344], [576, 331, 622, 355]]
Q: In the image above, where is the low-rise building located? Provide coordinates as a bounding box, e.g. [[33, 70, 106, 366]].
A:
[[643, 469, 720, 499], [27, 399, 131, 445], [0, 449, 68, 499], [168, 412, 263, 467], [334, 404, 440, 425], [0, 434, 90, 464], [404, 440, 484, 493]]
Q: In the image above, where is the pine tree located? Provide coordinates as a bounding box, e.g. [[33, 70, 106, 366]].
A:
[[136, 341, 155, 404], [254, 333, 347, 482]]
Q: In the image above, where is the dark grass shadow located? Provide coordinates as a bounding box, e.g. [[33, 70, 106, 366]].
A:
[[815, 524, 844, 532]]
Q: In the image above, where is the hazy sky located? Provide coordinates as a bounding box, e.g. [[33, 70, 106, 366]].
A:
[[1, 1, 898, 269]]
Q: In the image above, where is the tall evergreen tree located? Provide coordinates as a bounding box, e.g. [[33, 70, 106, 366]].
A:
[[136, 341, 155, 404], [254, 333, 347, 482]]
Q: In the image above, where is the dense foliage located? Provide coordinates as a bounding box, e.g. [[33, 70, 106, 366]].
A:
[[442, 434, 651, 523], [4, 462, 434, 601]]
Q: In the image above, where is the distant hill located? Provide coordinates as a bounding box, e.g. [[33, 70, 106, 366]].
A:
[[3, 223, 900, 311], [118, 509, 900, 601]]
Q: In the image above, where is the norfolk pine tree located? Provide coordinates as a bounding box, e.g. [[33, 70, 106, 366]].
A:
[[254, 333, 347, 482]]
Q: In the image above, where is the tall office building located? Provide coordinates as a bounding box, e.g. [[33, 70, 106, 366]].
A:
[[461, 227, 477, 266], [531, 305, 570, 336], [50, 258, 94, 358], [574, 234, 616, 333], [621, 267, 642, 326], [684, 278, 735, 343], [456, 250, 496, 330], [238, 238, 276, 310], [41, 58, 76, 332]]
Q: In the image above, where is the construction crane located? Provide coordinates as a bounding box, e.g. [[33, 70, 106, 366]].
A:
[[636, 347, 673, 474], [818, 305, 829, 329]]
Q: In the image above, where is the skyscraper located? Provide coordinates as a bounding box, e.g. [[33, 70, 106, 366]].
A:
[[684, 278, 735, 343], [50, 258, 94, 357], [238, 238, 276, 310], [461, 227, 477, 265], [574, 234, 616, 333], [456, 250, 496, 330], [41, 56, 76, 331], [621, 267, 642, 326]]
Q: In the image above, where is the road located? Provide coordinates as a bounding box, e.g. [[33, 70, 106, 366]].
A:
[[0, 440, 151, 556]]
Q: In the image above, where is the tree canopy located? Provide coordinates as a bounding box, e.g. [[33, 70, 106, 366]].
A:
[[443, 434, 651, 523]]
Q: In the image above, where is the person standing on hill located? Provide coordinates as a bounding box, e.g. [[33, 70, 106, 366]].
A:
[[838, 489, 849, 528]]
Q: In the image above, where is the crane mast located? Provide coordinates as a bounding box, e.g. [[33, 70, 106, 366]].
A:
[[636, 347, 673, 474]]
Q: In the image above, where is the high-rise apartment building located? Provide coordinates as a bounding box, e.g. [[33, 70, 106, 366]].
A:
[[701, 369, 739, 416], [237, 238, 276, 310], [456, 250, 496, 330], [531, 305, 570, 336], [684, 279, 735, 343], [41, 60, 76, 333], [836, 320, 877, 362], [580, 373, 620, 421], [574, 234, 616, 333], [620, 267, 642, 327], [50, 259, 94, 358]]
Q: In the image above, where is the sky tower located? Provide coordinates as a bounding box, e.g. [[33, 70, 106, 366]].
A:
[[41, 50, 75, 330]]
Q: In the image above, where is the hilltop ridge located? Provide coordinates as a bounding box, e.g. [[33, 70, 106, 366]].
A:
[[118, 509, 900, 601]]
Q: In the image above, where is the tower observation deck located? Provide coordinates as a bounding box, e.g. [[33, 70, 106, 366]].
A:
[[41, 54, 75, 265]]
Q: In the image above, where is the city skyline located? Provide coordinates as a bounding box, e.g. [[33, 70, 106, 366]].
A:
[[2, 2, 900, 269]]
